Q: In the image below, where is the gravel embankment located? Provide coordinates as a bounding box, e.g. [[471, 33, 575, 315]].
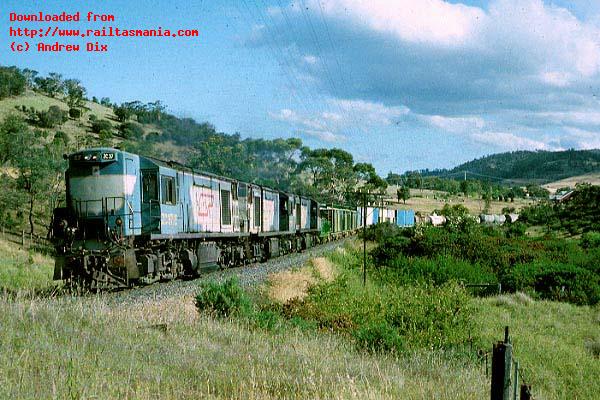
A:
[[105, 238, 351, 306]]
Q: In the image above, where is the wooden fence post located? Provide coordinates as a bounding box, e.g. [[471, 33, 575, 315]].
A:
[[513, 361, 519, 400], [491, 326, 512, 400], [520, 384, 531, 400], [21, 230, 25, 246]]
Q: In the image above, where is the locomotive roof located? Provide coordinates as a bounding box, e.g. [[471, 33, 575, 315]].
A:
[[71, 147, 318, 203]]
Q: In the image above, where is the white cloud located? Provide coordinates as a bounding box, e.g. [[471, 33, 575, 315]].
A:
[[563, 127, 600, 149], [301, 129, 346, 143], [425, 115, 486, 132], [303, 55, 318, 65], [303, 0, 486, 47], [331, 99, 410, 126], [469, 131, 554, 150]]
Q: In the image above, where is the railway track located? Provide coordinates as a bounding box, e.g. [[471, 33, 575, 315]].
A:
[[99, 237, 352, 306]]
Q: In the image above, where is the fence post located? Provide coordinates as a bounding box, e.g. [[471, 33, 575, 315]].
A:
[[491, 326, 512, 400], [513, 361, 519, 400], [520, 385, 531, 400], [21, 230, 25, 246]]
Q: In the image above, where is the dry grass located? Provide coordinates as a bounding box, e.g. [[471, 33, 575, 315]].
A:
[[266, 257, 338, 304], [385, 186, 532, 215], [543, 173, 600, 194], [267, 269, 317, 304], [0, 292, 488, 399], [311, 257, 337, 282]]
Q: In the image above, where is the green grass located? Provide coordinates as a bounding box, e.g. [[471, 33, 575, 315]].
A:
[[473, 293, 600, 399], [0, 239, 55, 292], [0, 293, 487, 399]]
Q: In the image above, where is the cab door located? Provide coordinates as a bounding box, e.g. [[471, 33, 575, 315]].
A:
[[141, 169, 160, 234]]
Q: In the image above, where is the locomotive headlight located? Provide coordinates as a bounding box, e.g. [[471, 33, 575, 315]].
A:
[[115, 217, 123, 226]]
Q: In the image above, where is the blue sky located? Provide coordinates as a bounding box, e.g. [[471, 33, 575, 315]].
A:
[[2, 1, 600, 174]]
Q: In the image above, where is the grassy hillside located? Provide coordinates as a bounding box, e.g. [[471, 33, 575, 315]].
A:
[[0, 290, 487, 399], [1, 244, 597, 399], [543, 172, 600, 193], [384, 187, 533, 215]]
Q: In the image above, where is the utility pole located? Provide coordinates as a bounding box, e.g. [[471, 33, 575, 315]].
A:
[[362, 191, 367, 287]]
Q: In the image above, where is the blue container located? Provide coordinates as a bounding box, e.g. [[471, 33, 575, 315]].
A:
[[396, 209, 415, 227]]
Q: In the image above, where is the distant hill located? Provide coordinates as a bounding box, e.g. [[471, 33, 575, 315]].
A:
[[422, 150, 600, 184], [543, 173, 600, 194]]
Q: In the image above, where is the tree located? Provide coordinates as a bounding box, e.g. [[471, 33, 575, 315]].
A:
[[397, 186, 410, 204], [460, 180, 470, 196], [34, 72, 64, 97], [16, 141, 65, 235], [0, 115, 64, 234], [21, 68, 38, 88], [37, 106, 67, 128], [0, 114, 30, 165], [354, 162, 387, 193], [0, 66, 26, 99], [114, 105, 133, 122], [64, 79, 87, 110]]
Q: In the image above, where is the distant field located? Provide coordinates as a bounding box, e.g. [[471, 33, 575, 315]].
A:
[[385, 186, 533, 215], [543, 173, 600, 194]]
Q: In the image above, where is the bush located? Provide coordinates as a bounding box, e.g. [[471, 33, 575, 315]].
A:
[[581, 232, 600, 249], [195, 277, 251, 318], [509, 262, 600, 305], [37, 106, 67, 128], [505, 222, 526, 238], [353, 321, 404, 353], [379, 255, 497, 287], [68, 108, 81, 119], [118, 122, 144, 139], [91, 119, 113, 134]]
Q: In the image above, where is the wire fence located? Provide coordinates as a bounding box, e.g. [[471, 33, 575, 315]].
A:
[[0, 227, 54, 254]]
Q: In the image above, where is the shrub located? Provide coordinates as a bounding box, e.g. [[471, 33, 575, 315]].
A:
[[360, 222, 403, 242], [353, 321, 404, 353], [379, 255, 497, 287], [509, 262, 600, 305], [505, 222, 526, 238], [581, 232, 600, 249], [118, 122, 144, 139], [37, 106, 67, 128], [195, 277, 251, 318], [68, 108, 81, 119], [91, 119, 113, 134]]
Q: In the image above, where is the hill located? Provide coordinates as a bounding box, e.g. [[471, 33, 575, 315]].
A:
[[418, 149, 600, 184], [543, 172, 600, 194]]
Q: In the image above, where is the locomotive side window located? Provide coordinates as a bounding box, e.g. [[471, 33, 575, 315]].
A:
[[161, 175, 176, 205], [142, 172, 158, 203], [254, 195, 261, 227], [221, 189, 231, 225]]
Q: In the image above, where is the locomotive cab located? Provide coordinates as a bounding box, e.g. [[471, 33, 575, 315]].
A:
[[65, 148, 142, 242], [52, 148, 142, 288]]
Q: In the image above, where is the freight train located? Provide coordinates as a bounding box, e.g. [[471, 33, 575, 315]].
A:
[[51, 147, 384, 290]]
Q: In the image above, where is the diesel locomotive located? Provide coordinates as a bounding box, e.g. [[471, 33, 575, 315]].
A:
[[50, 147, 362, 290]]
